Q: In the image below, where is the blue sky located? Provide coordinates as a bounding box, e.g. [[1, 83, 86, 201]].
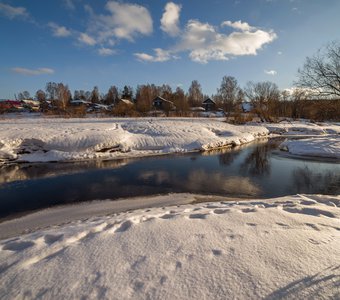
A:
[[0, 0, 339, 99]]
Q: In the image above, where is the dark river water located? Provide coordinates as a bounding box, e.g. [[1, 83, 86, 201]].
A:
[[0, 138, 339, 221]]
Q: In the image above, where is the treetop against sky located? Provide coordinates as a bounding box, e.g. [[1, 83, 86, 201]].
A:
[[0, 0, 339, 98]]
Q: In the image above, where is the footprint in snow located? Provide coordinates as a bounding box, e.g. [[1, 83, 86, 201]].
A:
[[276, 222, 289, 228], [304, 223, 321, 231], [160, 213, 177, 219], [44, 234, 64, 245], [212, 249, 223, 256], [283, 207, 336, 218], [213, 208, 230, 214], [2, 240, 35, 252], [189, 213, 208, 219], [241, 208, 257, 213], [115, 220, 133, 233]]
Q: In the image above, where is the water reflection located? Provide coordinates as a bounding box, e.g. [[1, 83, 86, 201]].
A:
[[291, 166, 340, 194], [138, 169, 260, 196], [240, 139, 282, 176], [0, 158, 131, 185], [184, 170, 260, 196]]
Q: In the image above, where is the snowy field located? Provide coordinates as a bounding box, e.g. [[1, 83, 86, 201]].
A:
[[0, 117, 339, 164], [0, 193, 339, 299]]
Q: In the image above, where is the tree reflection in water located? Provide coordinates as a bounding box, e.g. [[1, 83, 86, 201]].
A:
[[240, 139, 282, 176], [291, 166, 340, 195]]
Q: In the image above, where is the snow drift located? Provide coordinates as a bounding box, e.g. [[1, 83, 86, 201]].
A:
[[0, 117, 268, 164]]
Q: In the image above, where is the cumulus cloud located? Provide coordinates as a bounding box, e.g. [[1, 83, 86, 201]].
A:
[[221, 20, 255, 31], [48, 22, 72, 37], [12, 67, 55, 76], [86, 1, 153, 43], [161, 2, 181, 37], [78, 33, 96, 45], [179, 20, 276, 63], [138, 18, 276, 64], [134, 48, 172, 62], [265, 70, 277, 75], [0, 3, 29, 19], [98, 47, 115, 56]]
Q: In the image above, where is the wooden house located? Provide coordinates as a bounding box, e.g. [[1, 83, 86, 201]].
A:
[[202, 98, 216, 111], [152, 96, 175, 110]]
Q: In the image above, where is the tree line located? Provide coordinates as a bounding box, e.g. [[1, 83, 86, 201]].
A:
[[14, 40, 340, 121]]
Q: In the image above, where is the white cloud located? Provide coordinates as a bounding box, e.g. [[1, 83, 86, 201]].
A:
[[78, 33, 96, 45], [48, 22, 72, 37], [134, 48, 172, 62], [161, 2, 181, 37], [0, 3, 29, 19], [177, 20, 277, 63], [12, 67, 55, 76], [221, 20, 255, 32], [138, 19, 276, 64], [98, 47, 115, 56], [264, 69, 277, 75], [86, 1, 153, 43], [277, 51, 283, 55]]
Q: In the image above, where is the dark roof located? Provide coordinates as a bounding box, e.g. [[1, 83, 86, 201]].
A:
[[202, 98, 216, 104], [153, 96, 174, 104]]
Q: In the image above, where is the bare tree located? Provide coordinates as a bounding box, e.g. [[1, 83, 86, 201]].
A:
[[17, 91, 31, 100], [135, 84, 159, 113], [173, 86, 189, 115], [291, 88, 308, 119], [296, 41, 340, 98], [90, 86, 100, 103], [160, 84, 172, 100], [217, 76, 241, 116], [105, 85, 119, 105], [55, 83, 71, 110], [188, 80, 203, 107], [245, 81, 280, 122], [45, 82, 58, 100]]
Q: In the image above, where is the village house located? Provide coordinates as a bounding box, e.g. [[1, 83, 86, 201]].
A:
[[152, 96, 175, 111], [202, 98, 216, 111]]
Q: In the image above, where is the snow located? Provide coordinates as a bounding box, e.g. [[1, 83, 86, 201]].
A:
[[0, 193, 339, 299], [280, 137, 340, 159], [264, 120, 340, 136], [0, 117, 268, 164], [0, 116, 339, 163]]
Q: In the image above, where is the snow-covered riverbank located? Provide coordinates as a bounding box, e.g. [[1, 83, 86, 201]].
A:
[[0, 117, 268, 164], [0, 117, 339, 164], [1, 193, 339, 299]]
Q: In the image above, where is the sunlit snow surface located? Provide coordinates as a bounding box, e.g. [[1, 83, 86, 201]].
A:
[[0, 194, 339, 299], [0, 117, 339, 164]]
